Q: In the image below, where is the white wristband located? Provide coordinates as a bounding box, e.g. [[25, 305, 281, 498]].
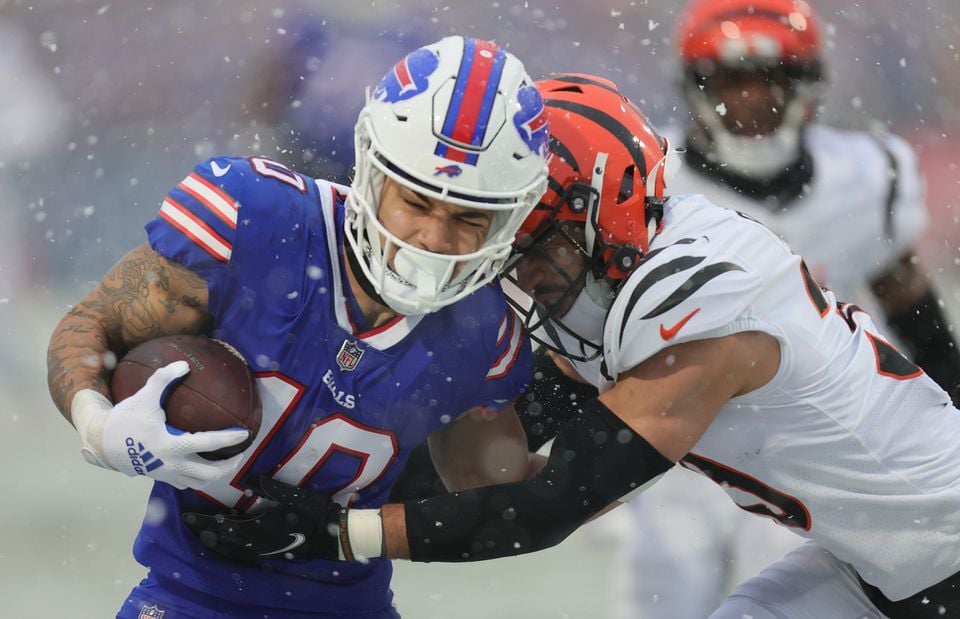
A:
[[342, 509, 384, 561], [70, 389, 115, 470]]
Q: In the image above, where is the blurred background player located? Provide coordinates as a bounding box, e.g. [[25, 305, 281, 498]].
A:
[[613, 1, 960, 617], [46, 35, 548, 618], [248, 13, 429, 183]]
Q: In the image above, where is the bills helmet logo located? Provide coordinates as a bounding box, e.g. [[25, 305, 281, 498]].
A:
[[434, 164, 463, 177], [513, 85, 549, 157], [336, 340, 365, 372], [373, 48, 440, 103], [138, 605, 166, 619]]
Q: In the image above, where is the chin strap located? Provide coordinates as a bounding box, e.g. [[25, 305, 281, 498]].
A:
[[343, 238, 390, 309]]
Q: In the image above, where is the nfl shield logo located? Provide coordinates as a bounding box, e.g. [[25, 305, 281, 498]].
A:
[[336, 340, 364, 372], [139, 604, 165, 619]]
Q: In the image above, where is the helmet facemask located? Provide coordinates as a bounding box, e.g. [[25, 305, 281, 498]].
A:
[[504, 180, 636, 363], [345, 114, 541, 316], [684, 60, 823, 178]]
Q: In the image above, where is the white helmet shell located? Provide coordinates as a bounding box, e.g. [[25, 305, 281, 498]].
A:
[[345, 36, 549, 315]]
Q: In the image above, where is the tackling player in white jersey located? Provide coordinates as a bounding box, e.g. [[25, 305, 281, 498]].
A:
[[190, 73, 960, 618], [611, 0, 960, 616]]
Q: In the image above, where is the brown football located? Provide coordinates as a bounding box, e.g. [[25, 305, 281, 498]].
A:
[[110, 335, 262, 460]]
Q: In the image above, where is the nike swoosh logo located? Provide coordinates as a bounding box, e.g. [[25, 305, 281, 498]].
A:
[[259, 532, 306, 556], [659, 308, 701, 341], [211, 161, 231, 177]]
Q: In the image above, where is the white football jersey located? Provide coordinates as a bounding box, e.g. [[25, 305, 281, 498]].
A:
[[571, 194, 960, 601], [664, 124, 928, 311]]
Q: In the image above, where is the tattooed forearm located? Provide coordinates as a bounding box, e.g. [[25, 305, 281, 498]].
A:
[[47, 305, 114, 419], [46, 242, 210, 422]]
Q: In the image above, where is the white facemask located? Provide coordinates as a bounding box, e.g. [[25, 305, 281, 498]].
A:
[[688, 81, 816, 180], [709, 124, 801, 178]]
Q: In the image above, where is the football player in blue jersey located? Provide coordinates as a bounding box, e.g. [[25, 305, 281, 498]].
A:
[[46, 35, 549, 619]]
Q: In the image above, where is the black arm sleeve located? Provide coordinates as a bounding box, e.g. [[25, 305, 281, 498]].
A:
[[388, 441, 447, 502], [515, 347, 600, 451], [885, 288, 960, 406], [403, 399, 674, 563]]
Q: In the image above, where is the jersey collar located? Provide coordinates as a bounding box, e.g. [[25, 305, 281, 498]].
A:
[[318, 181, 424, 350]]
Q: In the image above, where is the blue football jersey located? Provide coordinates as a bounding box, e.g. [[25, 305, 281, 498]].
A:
[[137, 156, 532, 615]]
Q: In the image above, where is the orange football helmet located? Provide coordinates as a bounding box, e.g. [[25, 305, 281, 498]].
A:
[[678, 0, 822, 71], [521, 74, 674, 277], [504, 74, 678, 360], [676, 0, 825, 177]]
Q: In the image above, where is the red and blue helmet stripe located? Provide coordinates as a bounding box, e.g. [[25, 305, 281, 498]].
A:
[[434, 38, 508, 166]]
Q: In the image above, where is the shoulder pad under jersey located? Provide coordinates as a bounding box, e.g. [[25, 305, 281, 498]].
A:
[[602, 236, 763, 378], [147, 156, 323, 276]]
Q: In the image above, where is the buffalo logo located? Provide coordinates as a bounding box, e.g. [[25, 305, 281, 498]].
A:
[[373, 47, 440, 103], [434, 164, 463, 177], [138, 605, 166, 619], [336, 340, 365, 372], [513, 85, 549, 156]]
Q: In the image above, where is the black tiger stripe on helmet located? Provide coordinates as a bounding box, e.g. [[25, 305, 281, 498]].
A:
[[518, 73, 674, 282]]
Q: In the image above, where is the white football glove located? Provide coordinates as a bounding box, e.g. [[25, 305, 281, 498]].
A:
[[71, 360, 249, 490]]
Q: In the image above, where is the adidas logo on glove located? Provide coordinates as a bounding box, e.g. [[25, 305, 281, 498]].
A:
[[125, 437, 164, 475]]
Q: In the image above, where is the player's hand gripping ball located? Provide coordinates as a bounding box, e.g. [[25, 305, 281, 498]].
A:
[[111, 335, 262, 459]]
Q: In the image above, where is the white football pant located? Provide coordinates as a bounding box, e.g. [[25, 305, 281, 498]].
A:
[[612, 465, 805, 618]]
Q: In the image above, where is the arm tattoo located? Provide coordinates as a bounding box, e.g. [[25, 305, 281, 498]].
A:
[[47, 243, 210, 420]]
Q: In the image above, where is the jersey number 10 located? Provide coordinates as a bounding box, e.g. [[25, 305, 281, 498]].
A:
[[196, 373, 399, 510]]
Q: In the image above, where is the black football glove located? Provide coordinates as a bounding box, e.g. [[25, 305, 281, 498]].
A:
[[182, 476, 343, 562]]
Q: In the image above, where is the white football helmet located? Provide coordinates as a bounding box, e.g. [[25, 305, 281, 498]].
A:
[[345, 35, 550, 315]]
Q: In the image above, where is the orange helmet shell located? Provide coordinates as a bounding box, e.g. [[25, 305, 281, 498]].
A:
[[677, 0, 821, 68], [522, 74, 669, 279]]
